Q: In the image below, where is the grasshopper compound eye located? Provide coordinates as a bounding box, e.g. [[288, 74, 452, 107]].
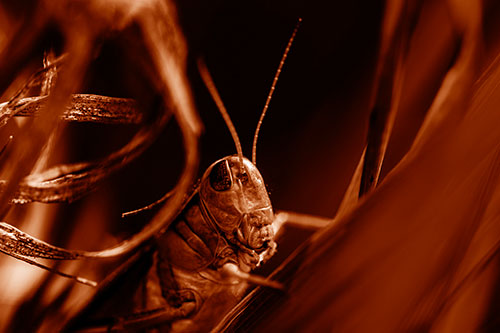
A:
[[209, 159, 233, 191]]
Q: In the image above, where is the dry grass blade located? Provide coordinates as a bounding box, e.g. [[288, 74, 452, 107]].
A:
[[41, 51, 57, 95], [358, 1, 418, 197], [0, 222, 78, 259], [335, 148, 365, 218], [0, 250, 97, 287], [5, 94, 142, 125], [0, 222, 99, 285], [0, 54, 66, 126], [0, 55, 140, 125], [337, 1, 420, 216]]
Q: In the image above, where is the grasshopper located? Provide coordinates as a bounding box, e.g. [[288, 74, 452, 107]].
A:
[[62, 19, 301, 332]]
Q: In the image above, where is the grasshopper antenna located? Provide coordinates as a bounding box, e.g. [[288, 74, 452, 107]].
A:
[[122, 189, 175, 218], [252, 18, 301, 165], [197, 59, 245, 168], [122, 179, 200, 219]]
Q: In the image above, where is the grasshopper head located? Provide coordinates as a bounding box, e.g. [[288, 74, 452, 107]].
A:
[[200, 155, 276, 267]]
